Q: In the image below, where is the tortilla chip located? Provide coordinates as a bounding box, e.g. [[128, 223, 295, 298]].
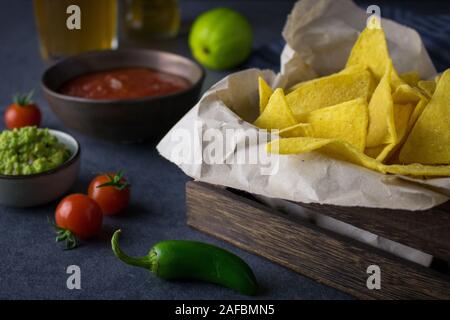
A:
[[286, 69, 375, 117], [267, 137, 384, 173], [392, 84, 422, 104], [392, 84, 428, 131], [267, 137, 450, 176], [253, 88, 297, 130], [399, 69, 450, 164], [386, 98, 430, 164], [393, 103, 415, 141], [400, 71, 420, 87], [385, 163, 450, 176], [372, 144, 398, 163], [372, 103, 415, 163], [408, 96, 429, 129], [346, 27, 403, 88], [304, 98, 368, 152], [365, 145, 386, 159], [258, 77, 273, 114], [365, 99, 415, 163], [279, 123, 312, 138], [366, 65, 397, 147], [417, 80, 436, 98], [363, 81, 416, 163], [338, 64, 369, 75]]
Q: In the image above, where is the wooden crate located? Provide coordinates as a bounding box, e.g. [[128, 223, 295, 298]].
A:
[[186, 181, 450, 299]]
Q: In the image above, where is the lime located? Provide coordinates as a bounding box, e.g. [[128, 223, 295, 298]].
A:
[[189, 8, 253, 70]]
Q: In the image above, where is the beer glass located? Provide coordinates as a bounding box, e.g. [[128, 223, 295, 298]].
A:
[[33, 0, 118, 61], [123, 0, 180, 39]]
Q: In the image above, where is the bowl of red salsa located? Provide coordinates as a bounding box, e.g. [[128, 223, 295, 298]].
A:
[[42, 49, 204, 142]]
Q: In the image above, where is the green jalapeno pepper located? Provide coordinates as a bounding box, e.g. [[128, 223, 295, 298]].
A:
[[111, 230, 258, 296]]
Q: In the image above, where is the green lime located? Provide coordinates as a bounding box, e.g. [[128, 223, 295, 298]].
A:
[[188, 8, 253, 70]]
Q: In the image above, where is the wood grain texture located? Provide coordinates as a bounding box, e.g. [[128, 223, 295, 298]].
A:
[[295, 201, 450, 262], [186, 181, 450, 299]]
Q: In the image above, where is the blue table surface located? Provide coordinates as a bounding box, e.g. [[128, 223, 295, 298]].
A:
[[0, 0, 448, 300]]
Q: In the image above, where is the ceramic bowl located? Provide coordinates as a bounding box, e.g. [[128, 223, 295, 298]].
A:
[[0, 130, 80, 207], [42, 49, 204, 142]]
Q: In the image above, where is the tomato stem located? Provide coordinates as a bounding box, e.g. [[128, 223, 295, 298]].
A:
[[13, 90, 35, 107], [48, 216, 79, 250], [56, 229, 78, 250], [96, 171, 130, 191]]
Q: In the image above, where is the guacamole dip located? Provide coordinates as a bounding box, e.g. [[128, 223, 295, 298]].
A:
[[0, 127, 71, 176]]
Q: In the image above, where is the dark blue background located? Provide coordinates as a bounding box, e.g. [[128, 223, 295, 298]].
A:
[[0, 0, 448, 299]]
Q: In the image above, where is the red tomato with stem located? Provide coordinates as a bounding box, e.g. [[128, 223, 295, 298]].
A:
[[55, 194, 103, 249], [88, 171, 131, 216], [4, 91, 41, 129]]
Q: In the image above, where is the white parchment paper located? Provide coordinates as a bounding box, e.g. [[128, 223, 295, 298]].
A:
[[157, 0, 450, 266]]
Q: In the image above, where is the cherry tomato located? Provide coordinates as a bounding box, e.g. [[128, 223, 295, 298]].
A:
[[55, 194, 103, 241], [4, 91, 41, 129], [88, 172, 131, 216]]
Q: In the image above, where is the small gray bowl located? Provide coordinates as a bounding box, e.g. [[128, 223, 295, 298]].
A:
[[42, 49, 204, 142], [0, 130, 80, 207]]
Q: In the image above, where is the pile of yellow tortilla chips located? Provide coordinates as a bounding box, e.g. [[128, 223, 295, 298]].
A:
[[254, 24, 450, 177]]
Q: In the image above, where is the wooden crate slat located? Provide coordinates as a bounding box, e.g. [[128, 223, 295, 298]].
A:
[[295, 201, 450, 262]]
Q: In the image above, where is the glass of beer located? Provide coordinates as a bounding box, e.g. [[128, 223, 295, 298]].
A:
[[33, 0, 118, 61], [123, 0, 180, 40]]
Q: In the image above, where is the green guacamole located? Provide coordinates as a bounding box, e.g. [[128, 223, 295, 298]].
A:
[[0, 127, 71, 176]]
